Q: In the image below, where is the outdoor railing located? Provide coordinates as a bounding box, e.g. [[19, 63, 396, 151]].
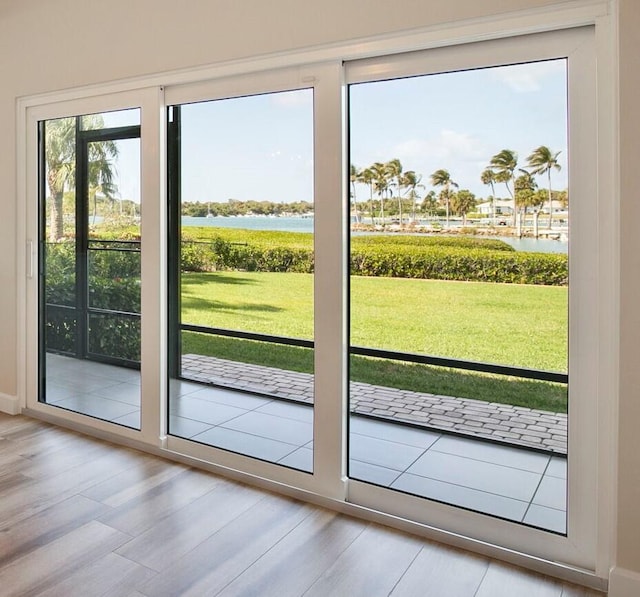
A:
[[180, 323, 568, 385]]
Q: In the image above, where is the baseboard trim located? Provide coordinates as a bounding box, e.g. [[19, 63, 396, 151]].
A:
[[0, 393, 21, 415], [609, 567, 640, 597]]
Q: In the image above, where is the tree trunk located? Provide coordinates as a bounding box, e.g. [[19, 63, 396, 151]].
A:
[[547, 171, 553, 229], [369, 187, 375, 225], [49, 191, 64, 242]]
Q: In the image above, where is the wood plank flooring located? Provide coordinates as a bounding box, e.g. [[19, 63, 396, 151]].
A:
[[0, 413, 605, 597]]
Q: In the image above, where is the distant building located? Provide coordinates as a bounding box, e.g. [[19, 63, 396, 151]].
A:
[[476, 199, 514, 215], [476, 199, 567, 215]]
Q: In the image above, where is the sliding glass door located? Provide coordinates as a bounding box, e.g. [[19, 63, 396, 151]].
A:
[[167, 85, 315, 472], [347, 58, 569, 533], [39, 110, 142, 428]]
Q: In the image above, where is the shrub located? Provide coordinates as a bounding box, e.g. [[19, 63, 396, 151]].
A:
[[181, 242, 217, 272], [352, 234, 515, 252], [350, 245, 567, 285], [182, 239, 315, 273], [88, 313, 140, 361], [181, 231, 566, 286], [44, 241, 141, 360]]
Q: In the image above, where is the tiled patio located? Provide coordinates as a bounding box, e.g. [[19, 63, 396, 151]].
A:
[[183, 353, 568, 454], [43, 353, 567, 533]]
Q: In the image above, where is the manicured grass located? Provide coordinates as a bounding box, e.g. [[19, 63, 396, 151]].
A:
[[181, 270, 568, 412], [182, 226, 515, 252], [183, 227, 313, 249], [181, 271, 567, 371]]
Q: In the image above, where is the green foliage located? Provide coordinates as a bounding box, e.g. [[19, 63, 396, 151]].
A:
[[181, 240, 315, 273], [44, 240, 141, 360], [88, 314, 140, 361], [352, 234, 514, 252], [45, 242, 76, 305], [90, 224, 141, 240], [183, 227, 312, 249], [45, 309, 76, 353], [180, 241, 218, 272], [350, 244, 567, 285], [178, 227, 566, 286], [181, 200, 314, 217]]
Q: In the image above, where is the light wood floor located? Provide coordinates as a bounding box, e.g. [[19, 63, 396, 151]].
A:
[[0, 413, 604, 597]]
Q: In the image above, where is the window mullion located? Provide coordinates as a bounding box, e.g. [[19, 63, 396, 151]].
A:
[[311, 62, 349, 499]]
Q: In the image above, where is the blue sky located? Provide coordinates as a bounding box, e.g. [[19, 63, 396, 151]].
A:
[[350, 59, 567, 199], [107, 58, 567, 205], [180, 89, 314, 205]]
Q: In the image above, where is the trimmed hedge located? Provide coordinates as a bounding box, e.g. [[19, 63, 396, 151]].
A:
[[183, 236, 567, 286], [182, 240, 314, 273], [350, 244, 567, 285], [352, 235, 516, 252]]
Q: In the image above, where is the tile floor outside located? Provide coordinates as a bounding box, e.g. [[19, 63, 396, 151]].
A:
[[43, 353, 567, 534]]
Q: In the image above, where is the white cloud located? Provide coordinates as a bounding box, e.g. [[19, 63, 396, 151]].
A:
[[489, 60, 566, 93], [394, 129, 487, 164]]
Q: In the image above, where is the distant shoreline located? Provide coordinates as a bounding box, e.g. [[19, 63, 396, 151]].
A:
[[181, 215, 567, 254]]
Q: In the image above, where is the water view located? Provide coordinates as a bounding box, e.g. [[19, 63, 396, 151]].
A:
[[182, 215, 568, 254]]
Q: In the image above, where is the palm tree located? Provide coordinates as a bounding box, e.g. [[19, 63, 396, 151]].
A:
[[45, 115, 118, 241], [421, 190, 437, 217], [401, 170, 424, 221], [526, 145, 562, 229], [514, 170, 537, 237], [386, 158, 404, 226], [45, 118, 76, 242], [350, 164, 362, 224], [480, 167, 497, 223], [430, 168, 458, 228], [359, 168, 375, 225], [490, 149, 518, 226], [451, 189, 476, 226], [370, 162, 390, 226], [88, 143, 119, 225]]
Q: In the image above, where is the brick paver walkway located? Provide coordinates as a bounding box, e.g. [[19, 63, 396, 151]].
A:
[[182, 354, 567, 454]]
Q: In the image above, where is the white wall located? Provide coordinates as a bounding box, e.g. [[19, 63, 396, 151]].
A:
[[1, 0, 638, 590]]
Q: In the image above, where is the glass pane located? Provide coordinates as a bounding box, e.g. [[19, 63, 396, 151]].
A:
[[43, 116, 78, 353], [88, 241, 141, 312], [169, 89, 315, 472], [348, 59, 568, 533], [81, 108, 141, 130], [40, 114, 141, 430]]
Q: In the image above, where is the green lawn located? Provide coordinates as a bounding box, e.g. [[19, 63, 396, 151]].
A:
[[180, 271, 568, 412], [181, 271, 567, 371]]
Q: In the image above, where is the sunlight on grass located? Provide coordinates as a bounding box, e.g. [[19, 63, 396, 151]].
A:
[[181, 271, 567, 372]]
